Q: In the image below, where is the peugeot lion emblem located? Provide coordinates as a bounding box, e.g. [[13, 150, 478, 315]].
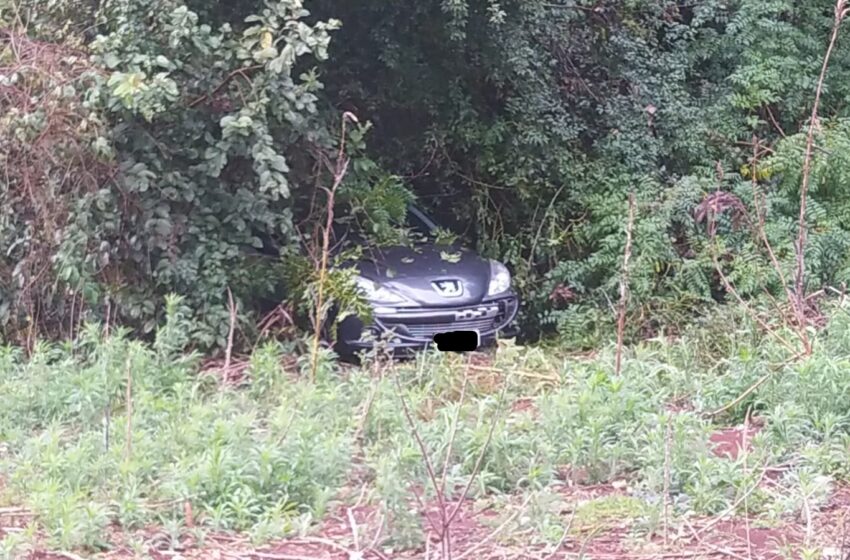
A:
[[432, 279, 463, 297]]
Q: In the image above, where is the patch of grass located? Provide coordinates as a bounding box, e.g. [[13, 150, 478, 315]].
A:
[[0, 311, 364, 550], [5, 304, 850, 553], [571, 495, 648, 533]]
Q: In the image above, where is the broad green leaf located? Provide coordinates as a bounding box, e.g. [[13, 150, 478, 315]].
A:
[[254, 47, 278, 61], [440, 251, 461, 264]]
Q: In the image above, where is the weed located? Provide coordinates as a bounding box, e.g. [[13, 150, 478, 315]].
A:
[[0, 325, 357, 549], [0, 529, 34, 560], [5, 306, 850, 553], [571, 495, 647, 533]]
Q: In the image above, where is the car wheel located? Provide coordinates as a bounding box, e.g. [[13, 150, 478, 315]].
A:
[[332, 314, 366, 363]]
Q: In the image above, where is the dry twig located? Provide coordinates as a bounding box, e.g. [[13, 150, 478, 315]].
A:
[[615, 192, 636, 376], [695, 465, 770, 538], [224, 287, 237, 378], [663, 412, 672, 546], [124, 355, 133, 460], [454, 493, 535, 560], [395, 354, 509, 559], [742, 408, 753, 560]]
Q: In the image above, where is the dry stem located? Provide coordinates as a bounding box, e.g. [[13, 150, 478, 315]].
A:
[[794, 0, 849, 356], [224, 287, 236, 378], [615, 192, 636, 376], [749, 137, 809, 351], [663, 412, 672, 546], [308, 112, 356, 382], [124, 355, 133, 461]]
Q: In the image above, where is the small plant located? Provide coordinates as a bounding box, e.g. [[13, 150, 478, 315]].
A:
[[0, 530, 34, 560], [433, 227, 459, 246], [373, 447, 424, 550]]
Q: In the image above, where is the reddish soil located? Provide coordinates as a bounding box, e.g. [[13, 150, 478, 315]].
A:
[[468, 351, 495, 369], [12, 485, 838, 560], [703, 519, 800, 557], [709, 423, 761, 460], [509, 397, 536, 415]]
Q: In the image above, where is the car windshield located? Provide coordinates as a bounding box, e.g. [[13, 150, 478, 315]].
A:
[[402, 206, 438, 237], [330, 205, 448, 251]]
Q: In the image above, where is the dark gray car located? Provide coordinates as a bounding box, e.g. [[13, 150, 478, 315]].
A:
[[335, 206, 519, 356]]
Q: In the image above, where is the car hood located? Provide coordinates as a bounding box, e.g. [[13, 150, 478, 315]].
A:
[[354, 245, 491, 306]]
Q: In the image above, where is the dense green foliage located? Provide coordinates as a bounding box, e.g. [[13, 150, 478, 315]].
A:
[[1, 0, 351, 347], [308, 0, 850, 343], [3, 0, 850, 347]]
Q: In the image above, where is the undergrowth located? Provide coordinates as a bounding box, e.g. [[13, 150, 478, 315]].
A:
[[3, 302, 850, 555]]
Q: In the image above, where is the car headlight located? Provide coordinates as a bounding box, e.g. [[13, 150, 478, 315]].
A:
[[488, 260, 511, 296], [355, 276, 408, 305]]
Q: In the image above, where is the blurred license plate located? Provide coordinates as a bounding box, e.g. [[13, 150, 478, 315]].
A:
[[433, 330, 479, 352]]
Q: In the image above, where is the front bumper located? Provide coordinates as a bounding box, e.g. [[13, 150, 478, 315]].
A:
[[337, 294, 520, 352]]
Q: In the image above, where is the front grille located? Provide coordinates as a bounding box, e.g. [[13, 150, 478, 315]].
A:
[[382, 317, 498, 339], [374, 297, 519, 342]]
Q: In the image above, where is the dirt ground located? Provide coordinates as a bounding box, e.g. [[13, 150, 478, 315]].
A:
[[7, 480, 849, 560]]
